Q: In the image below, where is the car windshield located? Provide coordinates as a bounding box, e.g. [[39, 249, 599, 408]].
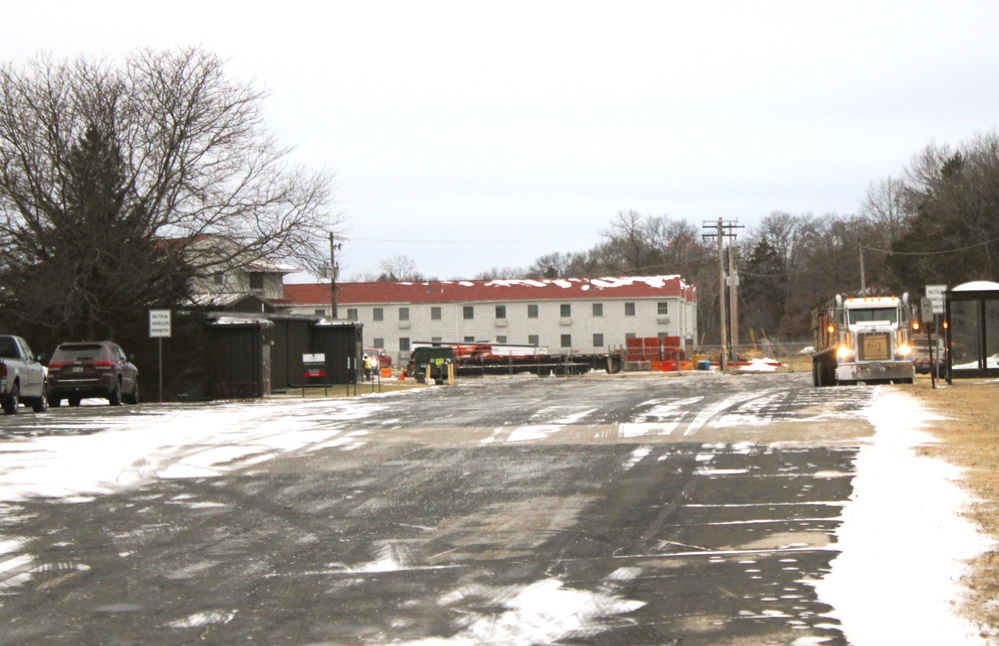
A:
[[53, 345, 104, 361]]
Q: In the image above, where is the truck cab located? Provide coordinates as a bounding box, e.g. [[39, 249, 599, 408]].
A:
[[813, 294, 915, 386]]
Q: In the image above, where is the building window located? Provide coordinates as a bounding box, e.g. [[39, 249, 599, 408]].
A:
[[399, 337, 410, 352], [463, 306, 474, 320], [593, 333, 604, 347], [314, 309, 326, 316], [213, 273, 225, 286], [346, 308, 358, 320], [625, 332, 636, 340], [373, 307, 384, 322], [373, 338, 384, 349], [528, 304, 539, 318], [431, 306, 442, 320], [497, 335, 507, 344], [625, 302, 636, 316], [560, 334, 572, 348], [249, 272, 264, 290], [560, 303, 571, 317], [431, 336, 442, 343], [592, 303, 603, 317], [464, 336, 475, 342], [399, 307, 410, 321], [657, 302, 669, 315], [495, 304, 506, 319], [528, 334, 540, 347]]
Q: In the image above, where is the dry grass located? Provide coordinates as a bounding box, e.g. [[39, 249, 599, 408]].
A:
[[907, 376, 999, 640]]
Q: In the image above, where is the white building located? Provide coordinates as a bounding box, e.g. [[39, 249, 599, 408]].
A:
[[279, 276, 697, 365]]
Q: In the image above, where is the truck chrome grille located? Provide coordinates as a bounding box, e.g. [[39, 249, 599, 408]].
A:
[[859, 333, 890, 361]]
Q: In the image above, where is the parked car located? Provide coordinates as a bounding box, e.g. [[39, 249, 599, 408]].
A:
[[47, 341, 138, 407], [0, 335, 49, 414]]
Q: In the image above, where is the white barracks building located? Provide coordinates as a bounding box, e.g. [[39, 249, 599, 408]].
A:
[[279, 275, 698, 366]]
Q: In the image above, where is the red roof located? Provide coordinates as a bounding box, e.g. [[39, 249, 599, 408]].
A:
[[281, 276, 696, 306]]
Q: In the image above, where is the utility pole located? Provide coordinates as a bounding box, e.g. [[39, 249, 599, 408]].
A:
[[715, 220, 727, 371], [329, 233, 342, 319], [859, 242, 866, 294], [728, 241, 739, 357], [703, 219, 744, 370]]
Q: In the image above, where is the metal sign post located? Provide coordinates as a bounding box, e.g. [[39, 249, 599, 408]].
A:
[[919, 298, 937, 389], [302, 353, 327, 397], [149, 310, 171, 402], [925, 285, 947, 383]]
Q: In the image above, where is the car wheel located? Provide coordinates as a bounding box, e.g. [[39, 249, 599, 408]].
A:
[[47, 395, 61, 407], [2, 384, 19, 415], [68, 397, 81, 407], [125, 380, 139, 405], [108, 379, 122, 406], [31, 385, 48, 413]]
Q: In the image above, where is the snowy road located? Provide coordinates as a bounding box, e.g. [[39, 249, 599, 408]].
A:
[[0, 372, 985, 644]]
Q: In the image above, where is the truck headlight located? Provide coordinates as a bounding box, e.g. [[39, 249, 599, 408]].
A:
[[897, 344, 912, 357], [836, 346, 855, 360]]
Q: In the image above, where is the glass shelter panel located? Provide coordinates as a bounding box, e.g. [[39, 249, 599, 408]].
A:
[[950, 300, 981, 370]]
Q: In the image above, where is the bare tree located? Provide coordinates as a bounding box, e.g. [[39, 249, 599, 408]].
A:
[[525, 250, 599, 279], [473, 266, 527, 280], [377, 255, 424, 282], [0, 48, 339, 338], [601, 210, 659, 273], [859, 176, 908, 247]]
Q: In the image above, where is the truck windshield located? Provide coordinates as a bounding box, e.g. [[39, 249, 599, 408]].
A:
[[848, 308, 898, 324]]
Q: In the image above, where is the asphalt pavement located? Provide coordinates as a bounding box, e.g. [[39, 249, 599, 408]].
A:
[[0, 372, 874, 645]]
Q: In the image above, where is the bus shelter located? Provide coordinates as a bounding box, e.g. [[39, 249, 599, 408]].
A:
[[945, 280, 999, 381]]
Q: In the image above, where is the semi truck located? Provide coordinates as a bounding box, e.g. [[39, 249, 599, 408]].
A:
[[811, 294, 915, 386]]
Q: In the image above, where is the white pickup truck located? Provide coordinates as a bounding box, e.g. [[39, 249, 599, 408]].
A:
[[0, 335, 48, 414]]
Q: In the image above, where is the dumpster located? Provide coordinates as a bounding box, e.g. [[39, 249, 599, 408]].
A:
[[407, 346, 455, 384]]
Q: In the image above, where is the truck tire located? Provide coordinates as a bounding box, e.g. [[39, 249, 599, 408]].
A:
[[606, 356, 623, 375], [2, 383, 18, 415]]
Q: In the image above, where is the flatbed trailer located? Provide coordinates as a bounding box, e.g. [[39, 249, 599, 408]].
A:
[[408, 342, 623, 379]]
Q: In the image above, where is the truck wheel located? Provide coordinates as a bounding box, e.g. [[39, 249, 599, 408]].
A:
[[2, 383, 19, 415], [606, 356, 623, 375], [69, 397, 81, 407]]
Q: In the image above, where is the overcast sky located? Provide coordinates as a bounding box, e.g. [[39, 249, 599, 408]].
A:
[[5, 2, 999, 281]]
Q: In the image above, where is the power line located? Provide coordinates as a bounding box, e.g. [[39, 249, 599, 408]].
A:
[[861, 236, 999, 256]]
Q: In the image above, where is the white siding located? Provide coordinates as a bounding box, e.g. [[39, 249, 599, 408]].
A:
[[284, 295, 697, 366]]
